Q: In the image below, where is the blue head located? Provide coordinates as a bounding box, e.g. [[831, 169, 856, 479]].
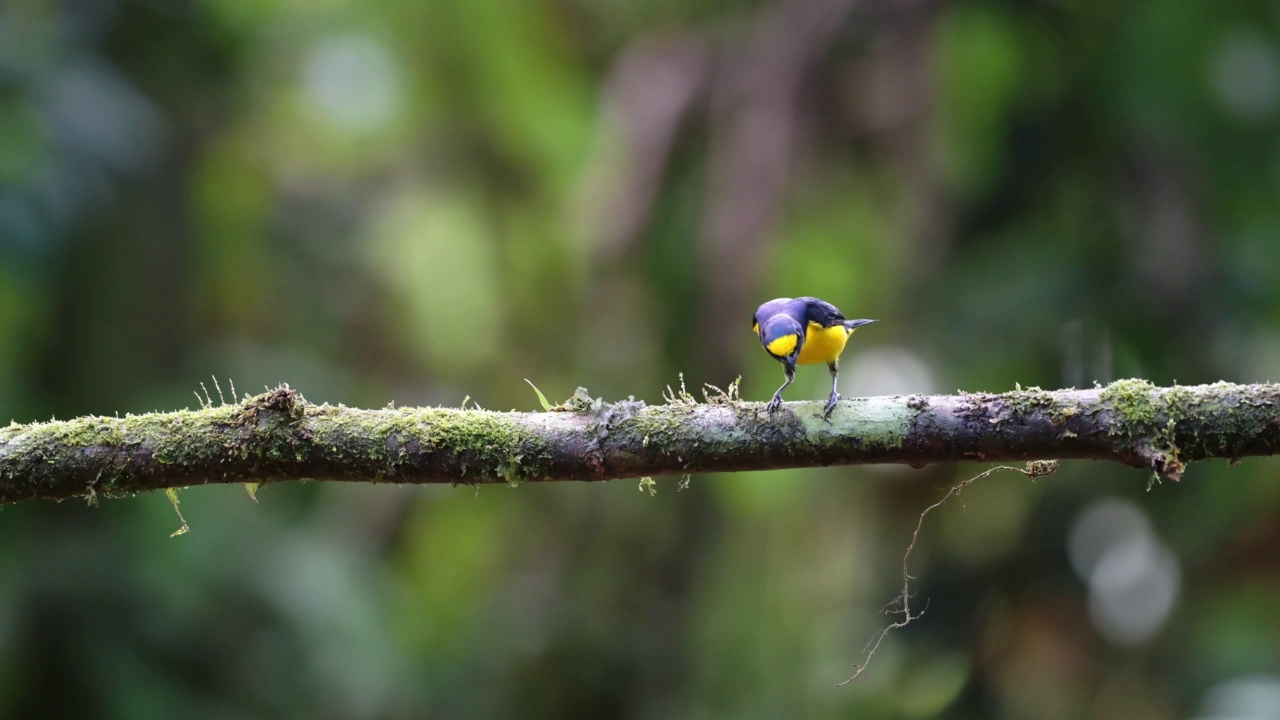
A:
[[754, 302, 804, 361]]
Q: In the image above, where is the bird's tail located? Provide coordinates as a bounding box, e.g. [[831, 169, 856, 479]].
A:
[[843, 319, 878, 330]]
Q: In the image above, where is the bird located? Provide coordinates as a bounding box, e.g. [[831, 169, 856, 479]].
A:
[[752, 297, 877, 416]]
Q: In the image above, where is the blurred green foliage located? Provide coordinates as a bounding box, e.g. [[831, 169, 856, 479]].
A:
[[3, 0, 1280, 717]]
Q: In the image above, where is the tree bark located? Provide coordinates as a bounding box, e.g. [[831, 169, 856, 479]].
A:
[[2, 380, 1278, 505]]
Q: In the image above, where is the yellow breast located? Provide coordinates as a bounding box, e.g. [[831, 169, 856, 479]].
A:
[[796, 322, 852, 365], [765, 333, 799, 357]]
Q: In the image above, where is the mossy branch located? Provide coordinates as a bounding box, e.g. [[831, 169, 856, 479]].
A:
[[2, 380, 1279, 505]]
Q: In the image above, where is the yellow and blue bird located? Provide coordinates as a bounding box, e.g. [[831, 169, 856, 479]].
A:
[[752, 297, 877, 415]]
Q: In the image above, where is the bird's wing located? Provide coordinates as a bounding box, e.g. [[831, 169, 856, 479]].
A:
[[799, 297, 847, 327]]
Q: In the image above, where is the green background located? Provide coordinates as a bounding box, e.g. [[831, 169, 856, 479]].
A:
[[3, 0, 1280, 717]]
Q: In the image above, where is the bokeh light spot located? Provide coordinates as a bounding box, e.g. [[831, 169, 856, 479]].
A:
[[303, 33, 404, 135]]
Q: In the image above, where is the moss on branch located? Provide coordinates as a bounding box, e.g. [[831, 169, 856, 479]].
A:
[[3, 380, 1280, 505]]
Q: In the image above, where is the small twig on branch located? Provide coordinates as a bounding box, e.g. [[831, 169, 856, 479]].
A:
[[837, 459, 1060, 686]]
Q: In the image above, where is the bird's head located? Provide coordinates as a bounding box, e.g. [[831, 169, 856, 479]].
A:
[[756, 314, 803, 360]]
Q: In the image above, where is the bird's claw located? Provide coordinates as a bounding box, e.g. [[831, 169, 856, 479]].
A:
[[823, 392, 841, 417], [766, 394, 783, 414]]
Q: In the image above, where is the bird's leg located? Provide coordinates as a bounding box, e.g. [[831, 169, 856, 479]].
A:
[[824, 361, 840, 416], [767, 361, 796, 413]]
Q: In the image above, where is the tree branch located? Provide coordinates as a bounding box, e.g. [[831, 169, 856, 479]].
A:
[[2, 380, 1279, 505]]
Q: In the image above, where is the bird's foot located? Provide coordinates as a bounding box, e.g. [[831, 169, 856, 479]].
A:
[[766, 394, 783, 414], [823, 392, 841, 417]]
